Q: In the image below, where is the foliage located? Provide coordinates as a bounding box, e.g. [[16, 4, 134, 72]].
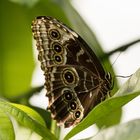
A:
[[0, 0, 140, 140]]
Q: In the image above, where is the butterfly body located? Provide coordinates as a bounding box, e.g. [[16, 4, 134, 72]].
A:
[[32, 16, 112, 127]]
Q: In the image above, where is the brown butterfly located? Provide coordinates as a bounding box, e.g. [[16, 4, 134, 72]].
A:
[[31, 16, 112, 128]]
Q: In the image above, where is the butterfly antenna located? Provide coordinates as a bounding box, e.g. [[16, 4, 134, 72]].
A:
[[107, 38, 140, 70], [111, 52, 121, 67]]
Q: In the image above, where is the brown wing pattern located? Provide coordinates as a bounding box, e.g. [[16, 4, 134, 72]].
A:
[[31, 16, 112, 127]]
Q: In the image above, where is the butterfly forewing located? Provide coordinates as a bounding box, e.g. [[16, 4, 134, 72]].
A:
[[31, 16, 112, 127]]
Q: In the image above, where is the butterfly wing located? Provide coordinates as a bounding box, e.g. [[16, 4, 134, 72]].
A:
[[32, 16, 112, 127]]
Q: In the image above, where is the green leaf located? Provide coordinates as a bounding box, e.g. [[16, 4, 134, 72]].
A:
[[11, 103, 46, 126], [64, 68, 140, 140], [13, 119, 42, 140], [0, 99, 57, 140], [31, 106, 51, 129], [95, 108, 121, 128], [90, 119, 140, 140], [0, 110, 15, 140]]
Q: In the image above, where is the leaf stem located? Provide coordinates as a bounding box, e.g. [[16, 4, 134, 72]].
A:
[[51, 120, 60, 139]]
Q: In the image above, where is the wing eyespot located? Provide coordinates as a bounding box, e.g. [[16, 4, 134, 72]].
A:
[[64, 71, 74, 83], [49, 29, 60, 40], [53, 43, 63, 54], [69, 101, 77, 110], [62, 69, 75, 85], [53, 54, 63, 64], [63, 90, 73, 101], [74, 110, 81, 119]]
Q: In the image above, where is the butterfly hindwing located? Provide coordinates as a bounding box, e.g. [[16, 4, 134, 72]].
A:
[[32, 16, 112, 127]]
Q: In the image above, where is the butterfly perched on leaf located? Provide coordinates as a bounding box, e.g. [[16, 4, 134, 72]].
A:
[[31, 16, 112, 128]]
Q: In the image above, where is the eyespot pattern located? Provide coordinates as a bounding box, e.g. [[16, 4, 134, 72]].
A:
[[53, 43, 63, 54], [53, 54, 63, 64], [49, 29, 60, 40], [63, 90, 73, 101], [64, 71, 74, 83], [74, 110, 81, 119], [62, 69, 77, 85], [70, 101, 77, 110]]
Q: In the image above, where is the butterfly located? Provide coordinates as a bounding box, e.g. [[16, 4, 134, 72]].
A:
[[31, 16, 112, 128]]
